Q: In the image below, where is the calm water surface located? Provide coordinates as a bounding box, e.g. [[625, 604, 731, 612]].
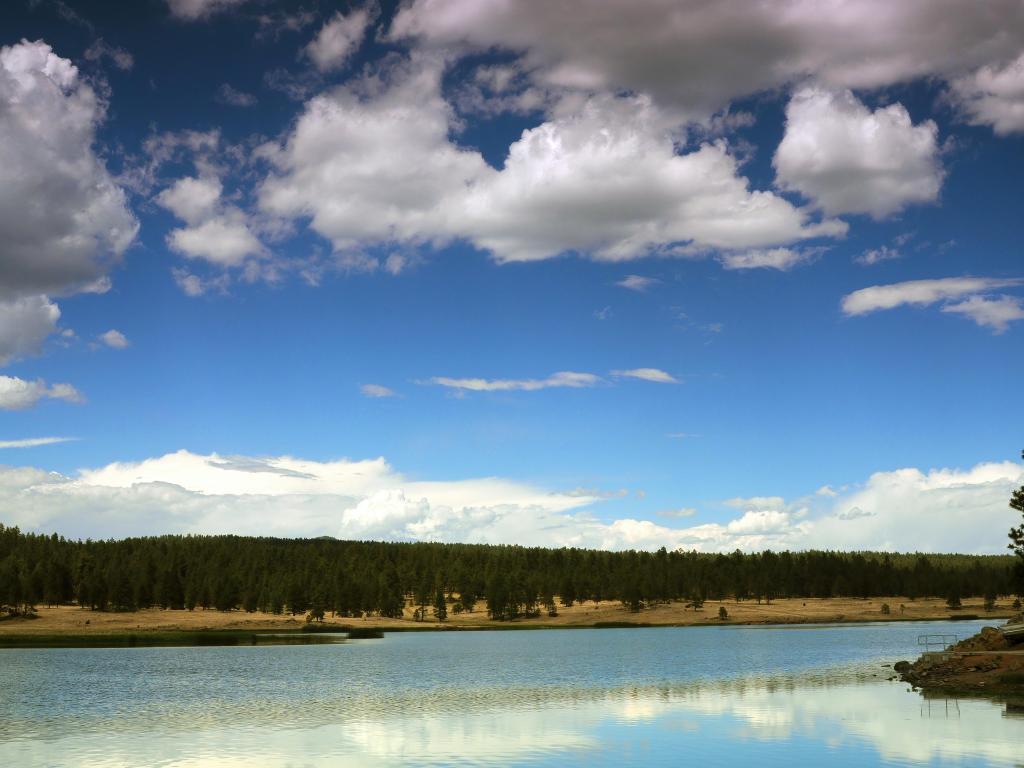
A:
[[1, 619, 1020, 766]]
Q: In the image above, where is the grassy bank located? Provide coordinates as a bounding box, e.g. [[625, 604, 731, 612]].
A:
[[0, 596, 1016, 647]]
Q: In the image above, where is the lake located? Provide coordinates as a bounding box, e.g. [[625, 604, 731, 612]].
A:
[[1, 619, 1020, 766]]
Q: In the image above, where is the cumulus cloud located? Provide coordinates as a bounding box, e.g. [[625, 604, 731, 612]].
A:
[[462, 95, 845, 262], [949, 53, 1024, 135], [0, 375, 82, 410], [157, 174, 265, 272], [774, 87, 943, 219], [941, 295, 1024, 333], [99, 329, 129, 349], [0, 40, 137, 300], [610, 368, 677, 384], [429, 371, 601, 392], [809, 461, 1024, 552], [305, 8, 374, 72], [0, 296, 60, 365], [0, 450, 1019, 553], [156, 176, 222, 225], [360, 383, 397, 398], [390, 0, 1024, 114], [841, 277, 1024, 332], [718, 248, 817, 271], [166, 0, 246, 21], [258, 58, 844, 266]]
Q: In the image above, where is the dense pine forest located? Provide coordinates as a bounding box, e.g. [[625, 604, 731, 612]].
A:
[[0, 524, 1019, 621]]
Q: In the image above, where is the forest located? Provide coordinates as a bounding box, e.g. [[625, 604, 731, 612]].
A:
[[0, 523, 1020, 621]]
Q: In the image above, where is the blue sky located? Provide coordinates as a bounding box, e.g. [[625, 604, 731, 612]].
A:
[[0, 0, 1022, 551]]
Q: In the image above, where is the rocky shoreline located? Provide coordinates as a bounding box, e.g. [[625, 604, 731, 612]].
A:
[[897, 620, 1024, 695]]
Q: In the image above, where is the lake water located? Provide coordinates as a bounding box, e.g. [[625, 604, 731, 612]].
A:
[[1, 619, 1020, 766]]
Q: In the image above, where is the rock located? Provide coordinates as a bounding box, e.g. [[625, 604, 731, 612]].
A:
[[894, 660, 911, 673]]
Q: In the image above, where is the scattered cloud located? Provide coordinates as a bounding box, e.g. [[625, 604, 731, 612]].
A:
[[616, 275, 659, 292], [611, 368, 678, 383], [360, 383, 397, 398], [593, 306, 612, 321], [83, 38, 133, 70], [941, 295, 1024, 333], [841, 277, 1024, 331], [666, 432, 701, 439], [99, 329, 130, 349], [259, 57, 845, 266], [166, 0, 246, 21], [854, 245, 902, 266], [0, 436, 76, 449], [305, 7, 375, 72], [718, 247, 818, 271], [215, 83, 257, 107], [0, 376, 82, 410], [657, 507, 697, 518], [949, 52, 1024, 135], [774, 87, 943, 218], [429, 371, 601, 392]]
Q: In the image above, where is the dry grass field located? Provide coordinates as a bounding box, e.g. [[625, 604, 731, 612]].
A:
[[0, 596, 1016, 636]]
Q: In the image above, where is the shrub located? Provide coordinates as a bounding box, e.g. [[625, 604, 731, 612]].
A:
[[880, 603, 890, 615], [718, 606, 728, 620]]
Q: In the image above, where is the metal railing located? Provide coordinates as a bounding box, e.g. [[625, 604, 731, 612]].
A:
[[918, 633, 958, 657]]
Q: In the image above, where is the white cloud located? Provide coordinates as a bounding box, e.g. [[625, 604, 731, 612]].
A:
[[167, 214, 264, 267], [616, 275, 659, 292], [361, 383, 397, 398], [166, 0, 246, 21], [215, 83, 256, 107], [156, 176, 222, 225], [774, 87, 943, 219], [809, 461, 1024, 552], [429, 371, 601, 392], [718, 247, 817, 271], [390, 0, 1024, 114], [99, 329, 130, 349], [0, 450, 1019, 554], [0, 437, 75, 449], [0, 40, 137, 301], [158, 174, 265, 272], [854, 245, 901, 266], [463, 95, 845, 262], [949, 53, 1024, 135], [841, 277, 1023, 315], [259, 55, 488, 252], [0, 375, 82, 410], [658, 507, 697, 519], [83, 39, 134, 71], [171, 267, 230, 297], [305, 8, 374, 72], [941, 295, 1024, 333], [258, 59, 845, 265], [0, 295, 60, 365], [610, 368, 677, 384]]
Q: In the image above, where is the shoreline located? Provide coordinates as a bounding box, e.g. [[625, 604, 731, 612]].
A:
[[1, 597, 1015, 647]]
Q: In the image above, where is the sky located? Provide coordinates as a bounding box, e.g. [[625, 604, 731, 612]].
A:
[[0, 0, 1022, 553]]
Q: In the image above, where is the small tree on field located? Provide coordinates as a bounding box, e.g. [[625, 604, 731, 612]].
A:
[[946, 590, 962, 610], [880, 603, 890, 615], [432, 585, 447, 622], [718, 606, 728, 620]]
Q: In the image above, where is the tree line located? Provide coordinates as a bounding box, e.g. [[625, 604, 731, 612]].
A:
[[0, 523, 1019, 621]]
